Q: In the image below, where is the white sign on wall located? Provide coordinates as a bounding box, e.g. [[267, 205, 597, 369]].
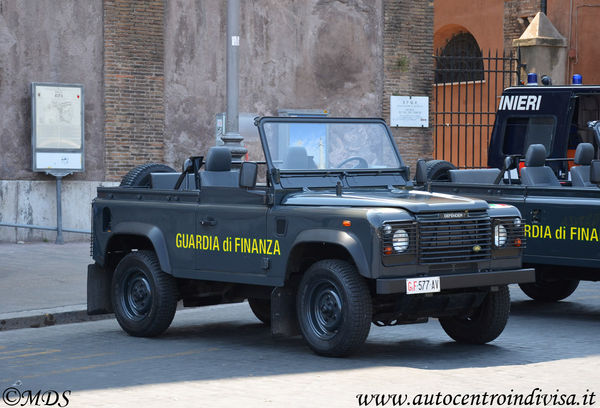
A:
[[390, 96, 429, 128], [32, 83, 84, 172]]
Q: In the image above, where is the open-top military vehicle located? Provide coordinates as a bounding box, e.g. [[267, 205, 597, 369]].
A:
[[422, 84, 600, 302], [88, 116, 533, 357]]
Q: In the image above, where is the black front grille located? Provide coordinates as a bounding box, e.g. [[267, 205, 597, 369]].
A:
[[417, 211, 491, 264]]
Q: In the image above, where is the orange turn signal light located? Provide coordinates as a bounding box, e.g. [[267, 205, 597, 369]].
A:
[[342, 220, 351, 227], [514, 238, 522, 247], [383, 246, 393, 255]]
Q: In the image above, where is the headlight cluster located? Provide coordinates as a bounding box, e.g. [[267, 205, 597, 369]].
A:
[[381, 223, 414, 255], [494, 217, 522, 248]]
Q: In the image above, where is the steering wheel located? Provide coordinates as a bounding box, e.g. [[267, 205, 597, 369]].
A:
[[336, 156, 369, 169]]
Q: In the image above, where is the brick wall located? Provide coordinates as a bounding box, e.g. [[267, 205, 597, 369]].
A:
[[103, 0, 165, 181], [503, 0, 542, 51], [383, 0, 435, 169]]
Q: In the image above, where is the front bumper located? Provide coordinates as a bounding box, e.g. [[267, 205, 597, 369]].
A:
[[375, 268, 535, 295]]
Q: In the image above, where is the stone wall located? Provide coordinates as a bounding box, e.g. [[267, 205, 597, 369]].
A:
[[104, 0, 166, 180], [163, 0, 385, 169], [383, 0, 435, 168], [0, 0, 104, 181], [503, 0, 542, 52]]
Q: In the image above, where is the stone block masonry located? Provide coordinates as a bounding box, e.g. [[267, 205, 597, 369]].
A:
[[383, 0, 435, 169], [104, 0, 166, 181]]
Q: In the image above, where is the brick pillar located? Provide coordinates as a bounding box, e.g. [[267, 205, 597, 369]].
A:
[[503, 0, 542, 51], [103, 0, 165, 181], [383, 0, 434, 170]]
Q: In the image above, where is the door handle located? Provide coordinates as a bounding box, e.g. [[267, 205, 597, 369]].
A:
[[201, 217, 217, 226]]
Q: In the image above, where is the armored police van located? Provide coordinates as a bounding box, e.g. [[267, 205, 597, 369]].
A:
[[88, 117, 533, 357], [423, 82, 600, 303]]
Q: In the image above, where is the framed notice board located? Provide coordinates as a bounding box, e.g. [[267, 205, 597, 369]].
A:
[[31, 83, 84, 173]]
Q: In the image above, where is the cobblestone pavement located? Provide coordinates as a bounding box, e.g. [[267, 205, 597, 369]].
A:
[[0, 284, 598, 407]]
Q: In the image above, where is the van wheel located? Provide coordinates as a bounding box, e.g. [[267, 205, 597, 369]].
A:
[[248, 298, 271, 325], [425, 160, 456, 181], [439, 285, 510, 344], [297, 260, 372, 357], [112, 250, 179, 337], [120, 163, 175, 187], [519, 279, 579, 302]]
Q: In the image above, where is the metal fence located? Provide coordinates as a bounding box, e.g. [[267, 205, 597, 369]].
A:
[[433, 49, 522, 168]]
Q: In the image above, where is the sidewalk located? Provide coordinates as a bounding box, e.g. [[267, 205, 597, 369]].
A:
[[0, 241, 111, 330]]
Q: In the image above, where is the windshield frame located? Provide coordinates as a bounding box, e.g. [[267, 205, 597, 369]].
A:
[[256, 116, 405, 177]]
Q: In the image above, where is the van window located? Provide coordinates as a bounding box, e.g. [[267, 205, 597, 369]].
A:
[[502, 116, 556, 156]]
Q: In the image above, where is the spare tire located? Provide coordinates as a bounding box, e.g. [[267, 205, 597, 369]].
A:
[[425, 160, 456, 182], [120, 163, 176, 187]]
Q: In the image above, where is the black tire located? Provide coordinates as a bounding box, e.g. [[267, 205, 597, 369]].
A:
[[296, 259, 372, 357], [519, 279, 579, 302], [439, 285, 510, 344], [248, 298, 271, 325], [425, 160, 456, 181], [112, 250, 179, 337], [120, 163, 176, 187]]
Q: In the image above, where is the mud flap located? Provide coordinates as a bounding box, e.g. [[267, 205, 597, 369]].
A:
[[87, 263, 114, 315], [271, 286, 300, 337]]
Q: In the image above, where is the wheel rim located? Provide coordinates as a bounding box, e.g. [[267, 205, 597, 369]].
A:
[[121, 269, 152, 320], [306, 279, 343, 340]]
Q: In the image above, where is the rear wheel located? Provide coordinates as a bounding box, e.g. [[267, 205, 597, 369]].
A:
[[439, 285, 510, 344], [112, 250, 179, 337], [519, 279, 579, 302], [120, 163, 175, 187], [248, 298, 271, 325], [297, 259, 372, 357]]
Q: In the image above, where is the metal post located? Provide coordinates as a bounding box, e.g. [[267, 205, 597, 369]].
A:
[[55, 175, 64, 244], [222, 0, 247, 162]]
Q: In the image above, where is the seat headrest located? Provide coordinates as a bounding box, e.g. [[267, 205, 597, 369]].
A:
[[524, 144, 547, 167], [283, 146, 309, 169], [205, 147, 232, 171], [574, 143, 594, 165]]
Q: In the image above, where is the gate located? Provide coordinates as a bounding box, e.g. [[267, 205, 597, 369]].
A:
[[432, 48, 522, 168]]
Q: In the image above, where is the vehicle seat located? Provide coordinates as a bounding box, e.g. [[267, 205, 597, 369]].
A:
[[282, 146, 316, 169], [201, 147, 239, 187], [571, 143, 595, 187], [448, 168, 501, 184], [520, 144, 561, 187]]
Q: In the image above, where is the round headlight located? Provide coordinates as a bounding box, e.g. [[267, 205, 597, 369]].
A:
[[494, 224, 508, 247], [392, 229, 409, 252]]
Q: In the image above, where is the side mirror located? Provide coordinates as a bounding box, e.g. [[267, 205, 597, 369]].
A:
[[239, 162, 258, 188], [590, 160, 600, 185], [415, 159, 427, 184]]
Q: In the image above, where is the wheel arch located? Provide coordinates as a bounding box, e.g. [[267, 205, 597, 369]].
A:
[[105, 222, 172, 274], [285, 229, 370, 282]]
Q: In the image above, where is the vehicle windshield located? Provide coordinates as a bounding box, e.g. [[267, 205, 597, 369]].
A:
[[261, 119, 401, 171]]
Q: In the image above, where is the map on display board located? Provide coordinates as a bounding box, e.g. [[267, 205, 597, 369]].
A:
[[32, 83, 84, 172]]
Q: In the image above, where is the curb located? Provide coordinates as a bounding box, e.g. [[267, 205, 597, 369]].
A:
[[0, 305, 114, 332]]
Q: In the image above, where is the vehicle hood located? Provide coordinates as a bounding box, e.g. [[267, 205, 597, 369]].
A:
[[281, 189, 488, 213]]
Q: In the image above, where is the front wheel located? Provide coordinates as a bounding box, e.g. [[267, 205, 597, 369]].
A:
[[296, 259, 372, 357], [519, 279, 579, 302], [112, 250, 179, 337], [439, 285, 510, 344]]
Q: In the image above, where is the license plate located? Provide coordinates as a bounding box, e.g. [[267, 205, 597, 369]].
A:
[[406, 276, 441, 295]]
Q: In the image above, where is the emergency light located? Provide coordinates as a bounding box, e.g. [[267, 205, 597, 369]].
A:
[[572, 74, 582, 85], [526, 73, 538, 86]]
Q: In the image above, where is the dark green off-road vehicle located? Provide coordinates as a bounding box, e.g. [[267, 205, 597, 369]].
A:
[[88, 117, 533, 356]]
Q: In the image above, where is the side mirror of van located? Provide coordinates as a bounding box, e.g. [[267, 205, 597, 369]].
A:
[[415, 159, 427, 185]]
